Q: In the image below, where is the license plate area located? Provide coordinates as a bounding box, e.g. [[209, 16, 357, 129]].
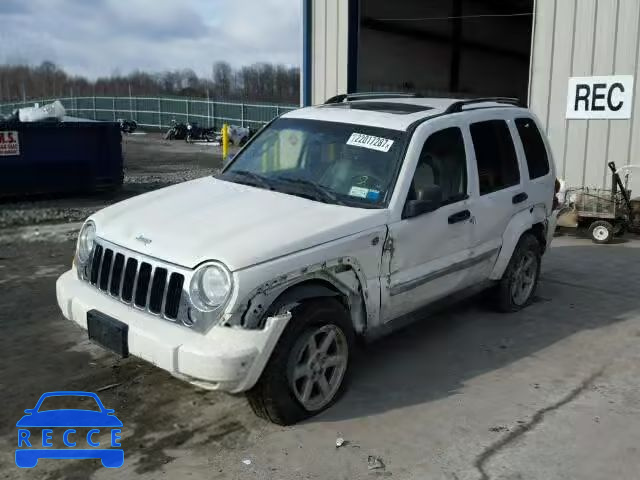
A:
[[87, 310, 129, 357]]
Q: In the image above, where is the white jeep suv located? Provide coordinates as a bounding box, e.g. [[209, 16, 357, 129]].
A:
[[57, 94, 557, 425]]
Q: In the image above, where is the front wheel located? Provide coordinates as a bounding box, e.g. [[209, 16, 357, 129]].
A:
[[247, 298, 353, 425], [589, 220, 614, 244], [493, 233, 541, 312]]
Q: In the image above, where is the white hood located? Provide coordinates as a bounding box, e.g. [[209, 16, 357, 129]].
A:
[[91, 177, 388, 270]]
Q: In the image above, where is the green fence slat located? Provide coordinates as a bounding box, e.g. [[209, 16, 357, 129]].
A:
[[0, 96, 297, 129]]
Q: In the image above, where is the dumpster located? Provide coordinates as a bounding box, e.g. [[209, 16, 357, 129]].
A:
[[0, 118, 123, 197]]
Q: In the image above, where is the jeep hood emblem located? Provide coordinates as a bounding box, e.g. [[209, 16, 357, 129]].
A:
[[136, 235, 152, 246]]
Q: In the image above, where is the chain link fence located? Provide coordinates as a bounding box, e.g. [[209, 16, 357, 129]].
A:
[[0, 96, 298, 131]]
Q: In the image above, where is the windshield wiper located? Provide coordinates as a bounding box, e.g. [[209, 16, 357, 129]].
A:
[[274, 177, 345, 205], [223, 170, 273, 189]]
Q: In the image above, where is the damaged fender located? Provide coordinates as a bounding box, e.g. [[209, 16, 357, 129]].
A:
[[229, 256, 373, 334], [489, 205, 549, 280]]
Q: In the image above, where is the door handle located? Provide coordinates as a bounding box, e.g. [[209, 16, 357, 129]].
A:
[[512, 192, 528, 204], [448, 210, 471, 224]]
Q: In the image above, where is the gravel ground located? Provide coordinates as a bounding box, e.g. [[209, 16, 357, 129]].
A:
[[1, 235, 640, 480], [0, 133, 229, 228]]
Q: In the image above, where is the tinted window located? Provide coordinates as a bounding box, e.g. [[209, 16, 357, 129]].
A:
[[515, 117, 550, 179], [470, 120, 520, 195], [408, 127, 467, 205]]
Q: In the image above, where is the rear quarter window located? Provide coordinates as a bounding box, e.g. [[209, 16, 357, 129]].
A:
[[515, 118, 550, 179]]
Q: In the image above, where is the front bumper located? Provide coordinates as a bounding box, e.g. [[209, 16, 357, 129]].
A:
[[56, 270, 290, 393]]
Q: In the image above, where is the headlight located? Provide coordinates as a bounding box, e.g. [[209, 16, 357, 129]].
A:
[[76, 221, 96, 264], [189, 263, 232, 311]]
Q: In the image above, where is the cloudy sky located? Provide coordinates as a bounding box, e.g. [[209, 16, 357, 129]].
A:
[[0, 0, 301, 78]]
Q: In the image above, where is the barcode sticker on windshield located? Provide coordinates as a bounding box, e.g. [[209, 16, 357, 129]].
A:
[[346, 133, 394, 152]]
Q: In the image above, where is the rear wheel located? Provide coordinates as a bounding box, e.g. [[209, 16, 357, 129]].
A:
[[589, 220, 614, 244], [494, 233, 541, 312], [247, 298, 353, 425]]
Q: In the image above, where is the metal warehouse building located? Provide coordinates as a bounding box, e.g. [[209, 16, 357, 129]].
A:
[[301, 0, 640, 191]]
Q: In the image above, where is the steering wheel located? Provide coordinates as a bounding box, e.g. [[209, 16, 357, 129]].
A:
[[350, 174, 384, 191]]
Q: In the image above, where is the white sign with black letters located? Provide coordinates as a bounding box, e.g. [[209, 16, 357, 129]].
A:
[[566, 75, 634, 119]]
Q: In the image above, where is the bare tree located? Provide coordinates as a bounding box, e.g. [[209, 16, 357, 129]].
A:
[[0, 61, 300, 104]]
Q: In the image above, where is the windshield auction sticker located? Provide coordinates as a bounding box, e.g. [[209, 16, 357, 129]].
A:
[[0, 131, 20, 156], [346, 133, 394, 152]]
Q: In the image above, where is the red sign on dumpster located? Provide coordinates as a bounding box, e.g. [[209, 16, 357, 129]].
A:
[[0, 130, 20, 156]]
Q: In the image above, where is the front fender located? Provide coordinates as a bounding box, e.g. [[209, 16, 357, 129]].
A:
[[489, 206, 548, 280]]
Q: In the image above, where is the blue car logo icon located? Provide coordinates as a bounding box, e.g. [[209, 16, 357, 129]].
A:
[[16, 391, 123, 468]]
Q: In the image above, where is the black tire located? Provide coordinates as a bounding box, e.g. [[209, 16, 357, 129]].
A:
[[164, 130, 174, 140], [246, 297, 354, 425], [589, 220, 614, 244], [493, 233, 541, 313]]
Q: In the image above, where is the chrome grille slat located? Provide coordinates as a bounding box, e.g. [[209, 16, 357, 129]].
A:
[[96, 248, 107, 289], [106, 250, 116, 293], [144, 265, 155, 311], [131, 261, 143, 307], [83, 239, 186, 322], [160, 273, 171, 318]]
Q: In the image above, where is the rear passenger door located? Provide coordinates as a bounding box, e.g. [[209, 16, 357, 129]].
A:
[[464, 115, 527, 279]]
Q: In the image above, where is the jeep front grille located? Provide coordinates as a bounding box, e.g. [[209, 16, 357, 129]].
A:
[[86, 240, 185, 320]]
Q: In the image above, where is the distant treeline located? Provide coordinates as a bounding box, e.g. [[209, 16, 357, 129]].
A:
[[0, 61, 300, 104]]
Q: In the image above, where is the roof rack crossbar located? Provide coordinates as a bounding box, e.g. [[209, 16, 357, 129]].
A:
[[444, 97, 521, 114], [324, 92, 423, 104]]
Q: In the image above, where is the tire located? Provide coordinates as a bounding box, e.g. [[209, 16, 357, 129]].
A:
[[589, 220, 614, 244], [246, 297, 354, 425], [493, 233, 541, 312]]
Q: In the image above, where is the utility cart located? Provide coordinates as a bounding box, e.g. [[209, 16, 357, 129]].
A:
[[557, 162, 637, 244]]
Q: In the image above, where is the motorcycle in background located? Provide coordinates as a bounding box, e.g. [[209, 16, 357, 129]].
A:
[[185, 122, 216, 143], [164, 119, 188, 140], [118, 118, 137, 134]]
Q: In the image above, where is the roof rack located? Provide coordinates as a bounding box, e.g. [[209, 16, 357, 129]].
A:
[[324, 92, 423, 104], [444, 97, 522, 114]]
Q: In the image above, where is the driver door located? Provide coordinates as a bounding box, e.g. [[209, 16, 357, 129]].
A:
[[381, 122, 476, 322]]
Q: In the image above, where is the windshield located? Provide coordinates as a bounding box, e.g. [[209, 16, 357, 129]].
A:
[[219, 118, 407, 208]]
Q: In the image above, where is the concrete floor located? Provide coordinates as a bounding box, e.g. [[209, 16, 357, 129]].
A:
[[1, 229, 639, 480]]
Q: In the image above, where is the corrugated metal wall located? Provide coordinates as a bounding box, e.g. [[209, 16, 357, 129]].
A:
[[529, 0, 640, 189], [310, 0, 349, 105], [308, 0, 640, 190]]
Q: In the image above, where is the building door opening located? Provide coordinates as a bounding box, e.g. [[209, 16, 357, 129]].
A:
[[355, 0, 534, 103]]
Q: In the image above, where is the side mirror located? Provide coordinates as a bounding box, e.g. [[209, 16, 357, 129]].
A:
[[24, 409, 34, 414], [403, 185, 442, 219]]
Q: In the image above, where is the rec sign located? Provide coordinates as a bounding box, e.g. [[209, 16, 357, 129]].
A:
[[566, 75, 634, 119], [0, 130, 20, 156]]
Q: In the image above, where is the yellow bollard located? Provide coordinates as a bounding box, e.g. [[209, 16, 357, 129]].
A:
[[222, 124, 229, 160]]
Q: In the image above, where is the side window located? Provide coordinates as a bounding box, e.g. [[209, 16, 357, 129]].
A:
[[408, 127, 468, 205], [470, 120, 520, 195], [515, 117, 550, 179]]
